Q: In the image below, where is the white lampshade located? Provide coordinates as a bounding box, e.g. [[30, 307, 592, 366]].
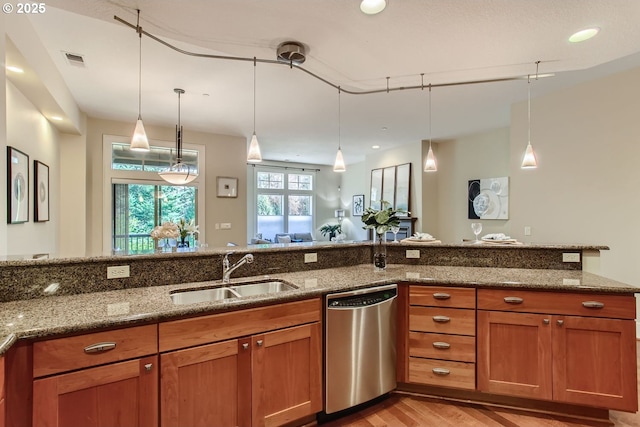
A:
[[360, 0, 386, 14], [333, 148, 346, 172], [247, 132, 262, 163], [521, 142, 538, 169], [424, 144, 437, 172], [334, 209, 345, 219], [130, 118, 150, 151], [159, 162, 198, 185]]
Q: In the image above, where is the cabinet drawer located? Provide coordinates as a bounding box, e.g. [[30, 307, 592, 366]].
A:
[[477, 289, 635, 319], [409, 357, 475, 390], [409, 306, 475, 336], [410, 286, 476, 309], [159, 298, 321, 352], [33, 324, 158, 377], [409, 332, 475, 363]]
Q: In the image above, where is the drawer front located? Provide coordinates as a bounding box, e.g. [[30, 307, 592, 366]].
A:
[[409, 332, 475, 363], [33, 324, 158, 377], [409, 357, 475, 390], [159, 298, 321, 352], [477, 289, 636, 319], [409, 306, 475, 336], [410, 286, 476, 309]]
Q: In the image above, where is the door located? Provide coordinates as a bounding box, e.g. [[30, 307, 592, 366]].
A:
[[553, 315, 638, 412], [33, 356, 157, 427], [252, 322, 322, 427], [477, 311, 553, 400], [161, 339, 251, 427]]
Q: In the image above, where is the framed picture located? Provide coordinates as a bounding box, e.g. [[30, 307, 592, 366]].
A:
[[468, 176, 509, 219], [352, 194, 365, 216], [34, 160, 50, 222], [217, 176, 238, 198], [395, 163, 411, 216], [7, 146, 29, 224], [370, 168, 383, 210]]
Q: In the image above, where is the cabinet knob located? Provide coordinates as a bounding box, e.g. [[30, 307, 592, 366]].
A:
[[432, 368, 450, 376], [256, 340, 264, 347], [432, 341, 451, 349], [557, 320, 564, 326], [242, 343, 249, 350], [582, 301, 604, 309], [84, 342, 117, 353], [433, 293, 451, 300], [144, 363, 153, 372], [432, 315, 451, 323], [543, 319, 550, 325], [504, 297, 524, 304]]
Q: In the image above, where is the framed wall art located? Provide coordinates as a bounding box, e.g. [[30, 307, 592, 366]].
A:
[[217, 176, 238, 198], [352, 194, 364, 216], [468, 176, 509, 219], [7, 146, 29, 224], [34, 160, 50, 222], [369, 162, 412, 214]]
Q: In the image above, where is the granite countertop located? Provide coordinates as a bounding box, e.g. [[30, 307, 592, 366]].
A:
[[0, 263, 637, 355]]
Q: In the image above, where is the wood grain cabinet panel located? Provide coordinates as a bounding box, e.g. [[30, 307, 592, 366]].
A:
[[409, 332, 475, 363], [409, 306, 475, 336], [0, 356, 4, 427], [409, 358, 475, 390], [410, 286, 476, 309]]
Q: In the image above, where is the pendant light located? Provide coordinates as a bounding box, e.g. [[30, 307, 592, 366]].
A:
[[423, 75, 437, 172], [130, 10, 150, 152], [521, 62, 539, 169], [247, 57, 263, 163], [159, 88, 198, 185], [333, 87, 346, 172]]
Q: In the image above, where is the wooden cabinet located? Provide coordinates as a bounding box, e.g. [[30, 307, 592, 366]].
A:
[[478, 289, 637, 412], [0, 355, 5, 427], [407, 286, 476, 390], [160, 299, 322, 427], [31, 324, 159, 427]]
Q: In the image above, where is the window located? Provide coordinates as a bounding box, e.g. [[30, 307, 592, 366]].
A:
[[255, 169, 315, 242]]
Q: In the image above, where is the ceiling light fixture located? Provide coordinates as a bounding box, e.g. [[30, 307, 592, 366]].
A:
[[521, 62, 539, 169], [159, 88, 198, 185], [569, 27, 600, 43], [247, 57, 262, 163], [6, 65, 24, 73], [333, 87, 346, 173], [360, 0, 386, 15], [130, 10, 150, 152], [422, 74, 437, 172]]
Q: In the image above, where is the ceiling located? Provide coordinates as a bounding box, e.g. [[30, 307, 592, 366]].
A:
[[20, 0, 640, 165]]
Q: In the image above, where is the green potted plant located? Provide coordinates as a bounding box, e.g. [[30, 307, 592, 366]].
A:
[[319, 223, 342, 241], [361, 201, 406, 271]]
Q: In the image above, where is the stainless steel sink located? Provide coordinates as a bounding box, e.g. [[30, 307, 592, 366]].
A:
[[230, 280, 296, 297], [170, 287, 238, 305], [170, 280, 296, 305]]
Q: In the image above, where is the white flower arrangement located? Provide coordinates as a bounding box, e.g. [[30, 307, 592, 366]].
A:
[[150, 222, 180, 240], [177, 218, 199, 240]]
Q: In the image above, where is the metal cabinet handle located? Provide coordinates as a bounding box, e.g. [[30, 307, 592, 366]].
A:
[[432, 315, 451, 323], [504, 297, 523, 304], [557, 320, 564, 326], [256, 340, 264, 347], [144, 363, 153, 372], [433, 293, 451, 300], [84, 342, 116, 354], [543, 319, 550, 325], [432, 368, 450, 376], [242, 343, 249, 350], [582, 301, 604, 309], [432, 341, 451, 349]]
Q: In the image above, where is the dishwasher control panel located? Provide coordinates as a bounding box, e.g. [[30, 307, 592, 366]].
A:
[[328, 288, 397, 307]]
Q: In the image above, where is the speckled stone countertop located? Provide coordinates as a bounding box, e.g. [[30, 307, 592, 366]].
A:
[[0, 263, 637, 356]]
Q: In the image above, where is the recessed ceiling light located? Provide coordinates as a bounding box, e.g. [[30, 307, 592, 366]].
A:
[[372, 145, 380, 149], [50, 116, 63, 121], [569, 27, 600, 43], [381, 127, 388, 131], [360, 0, 386, 15], [6, 66, 24, 73]]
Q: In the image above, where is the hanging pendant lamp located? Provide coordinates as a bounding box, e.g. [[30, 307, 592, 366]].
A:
[[423, 77, 437, 172], [247, 57, 263, 163], [130, 10, 150, 152], [521, 62, 539, 169], [159, 88, 198, 185], [333, 87, 346, 172]]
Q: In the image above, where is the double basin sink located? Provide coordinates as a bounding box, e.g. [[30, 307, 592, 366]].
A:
[[170, 280, 296, 305]]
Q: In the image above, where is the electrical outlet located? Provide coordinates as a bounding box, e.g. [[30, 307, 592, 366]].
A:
[[562, 253, 581, 263], [107, 265, 130, 279], [406, 250, 420, 259], [304, 253, 318, 263], [220, 223, 231, 229], [524, 226, 531, 236]]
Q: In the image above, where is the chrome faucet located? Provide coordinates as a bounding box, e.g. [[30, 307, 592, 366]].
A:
[[222, 252, 254, 283]]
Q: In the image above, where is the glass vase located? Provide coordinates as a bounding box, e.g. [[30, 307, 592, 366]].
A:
[[373, 232, 387, 271]]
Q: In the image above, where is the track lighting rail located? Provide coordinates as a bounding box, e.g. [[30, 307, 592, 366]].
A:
[[114, 14, 550, 96]]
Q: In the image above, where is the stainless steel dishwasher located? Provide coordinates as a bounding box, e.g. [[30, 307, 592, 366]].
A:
[[324, 283, 398, 414]]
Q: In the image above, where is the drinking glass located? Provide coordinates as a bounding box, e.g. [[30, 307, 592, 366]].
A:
[[390, 226, 400, 243], [471, 222, 483, 243]]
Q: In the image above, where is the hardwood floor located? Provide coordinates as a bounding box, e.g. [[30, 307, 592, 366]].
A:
[[320, 343, 640, 427]]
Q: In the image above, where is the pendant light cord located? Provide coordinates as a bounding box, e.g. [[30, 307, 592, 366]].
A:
[[253, 57, 257, 133], [136, 10, 142, 120], [338, 87, 342, 150], [527, 74, 531, 144], [428, 84, 432, 149], [176, 89, 183, 162]]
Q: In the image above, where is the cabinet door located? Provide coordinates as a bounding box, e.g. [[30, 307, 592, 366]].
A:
[[553, 316, 638, 412], [0, 356, 4, 427], [161, 339, 251, 427], [477, 311, 553, 400], [33, 355, 158, 427], [252, 322, 322, 427]]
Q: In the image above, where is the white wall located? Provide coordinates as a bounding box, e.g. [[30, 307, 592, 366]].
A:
[[340, 161, 368, 241], [0, 19, 7, 256], [5, 81, 59, 256], [58, 127, 87, 257]]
